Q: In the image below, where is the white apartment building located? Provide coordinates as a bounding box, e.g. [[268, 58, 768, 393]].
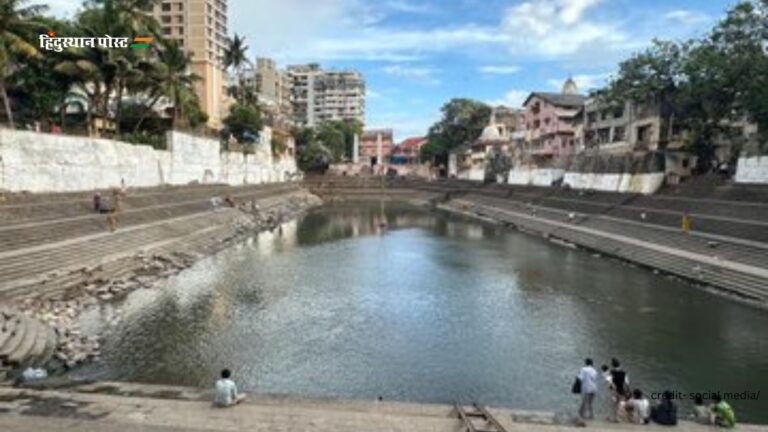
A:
[[287, 63, 366, 127]]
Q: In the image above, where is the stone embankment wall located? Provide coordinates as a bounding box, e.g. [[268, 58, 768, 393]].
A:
[[735, 156, 768, 184], [0, 128, 299, 193], [508, 153, 666, 194]]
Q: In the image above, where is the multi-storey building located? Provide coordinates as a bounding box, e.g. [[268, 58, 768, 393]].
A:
[[522, 78, 586, 161], [242, 58, 293, 128], [287, 64, 365, 127], [151, 0, 229, 129]]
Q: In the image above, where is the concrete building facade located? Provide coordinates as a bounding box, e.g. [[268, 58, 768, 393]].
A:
[[151, 0, 229, 129], [244, 58, 293, 128], [359, 129, 393, 166], [287, 64, 366, 127], [522, 89, 586, 160]]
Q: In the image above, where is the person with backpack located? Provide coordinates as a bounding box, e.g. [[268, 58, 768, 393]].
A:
[[576, 358, 599, 420]]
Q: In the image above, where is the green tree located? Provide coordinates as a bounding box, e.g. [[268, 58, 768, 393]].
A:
[[0, 0, 47, 128], [422, 98, 491, 162], [222, 103, 263, 143], [223, 34, 250, 104]]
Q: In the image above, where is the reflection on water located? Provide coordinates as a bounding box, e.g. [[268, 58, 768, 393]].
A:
[[76, 202, 768, 422]]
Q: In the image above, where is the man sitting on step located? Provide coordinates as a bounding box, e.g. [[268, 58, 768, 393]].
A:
[[214, 368, 246, 408]]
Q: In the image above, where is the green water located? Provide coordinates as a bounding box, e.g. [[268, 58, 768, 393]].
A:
[[77, 201, 768, 423]]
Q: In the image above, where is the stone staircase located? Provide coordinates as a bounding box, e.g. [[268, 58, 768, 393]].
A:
[[0, 182, 305, 300], [1, 383, 766, 432], [0, 308, 57, 381], [455, 195, 768, 305]]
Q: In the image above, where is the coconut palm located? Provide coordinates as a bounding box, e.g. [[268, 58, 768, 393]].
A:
[[0, 0, 47, 128], [223, 34, 250, 104], [152, 41, 201, 128]]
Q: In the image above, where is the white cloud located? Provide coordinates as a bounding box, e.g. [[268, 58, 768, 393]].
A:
[[500, 0, 627, 58], [383, 65, 441, 84], [546, 72, 611, 92], [479, 65, 522, 75], [367, 89, 383, 99], [488, 89, 530, 108], [44, 0, 82, 18], [386, 0, 432, 14], [664, 10, 710, 26]]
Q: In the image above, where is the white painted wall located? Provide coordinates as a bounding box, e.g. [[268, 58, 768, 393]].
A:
[[507, 165, 663, 194], [563, 172, 664, 194], [735, 156, 768, 184], [0, 128, 300, 193]]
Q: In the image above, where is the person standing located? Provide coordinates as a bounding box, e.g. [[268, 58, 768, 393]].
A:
[[578, 358, 599, 420], [609, 358, 629, 421]]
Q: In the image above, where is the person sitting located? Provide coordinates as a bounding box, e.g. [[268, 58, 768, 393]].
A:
[[214, 369, 246, 408], [650, 390, 678, 426], [224, 194, 236, 208], [689, 394, 710, 424], [710, 393, 736, 428], [622, 389, 650, 424]]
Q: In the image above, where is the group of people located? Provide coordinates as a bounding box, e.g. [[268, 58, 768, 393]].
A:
[[576, 358, 736, 427]]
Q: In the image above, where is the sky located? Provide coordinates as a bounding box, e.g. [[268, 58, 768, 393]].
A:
[[48, 0, 736, 141]]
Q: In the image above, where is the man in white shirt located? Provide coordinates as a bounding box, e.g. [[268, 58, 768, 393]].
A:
[[578, 358, 599, 419], [214, 369, 246, 407]]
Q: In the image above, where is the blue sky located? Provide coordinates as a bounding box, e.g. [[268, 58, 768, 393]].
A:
[[49, 0, 735, 141]]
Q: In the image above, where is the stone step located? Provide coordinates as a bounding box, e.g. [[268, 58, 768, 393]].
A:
[[0, 314, 28, 361], [0, 183, 298, 224], [36, 324, 58, 367], [0, 211, 238, 283], [0, 387, 460, 432], [0, 185, 299, 252], [0, 313, 21, 348], [6, 319, 41, 365]]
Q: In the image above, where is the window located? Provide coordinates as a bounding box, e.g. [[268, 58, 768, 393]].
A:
[[587, 112, 597, 123], [177, 2, 183, 10], [161, 3, 171, 12], [177, 27, 184, 35], [162, 16, 171, 23], [613, 106, 625, 118], [163, 27, 171, 35], [614, 126, 626, 142]]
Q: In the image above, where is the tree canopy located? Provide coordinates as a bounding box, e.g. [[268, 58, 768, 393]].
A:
[[421, 98, 491, 162]]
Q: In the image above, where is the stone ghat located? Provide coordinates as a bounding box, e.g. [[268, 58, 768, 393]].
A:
[[0, 182, 322, 375], [1, 382, 767, 432], [0, 308, 57, 381]]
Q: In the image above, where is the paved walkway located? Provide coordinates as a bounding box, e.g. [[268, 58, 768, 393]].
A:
[[0, 385, 765, 432]]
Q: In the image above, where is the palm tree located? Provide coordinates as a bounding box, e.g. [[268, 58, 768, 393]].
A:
[[223, 34, 250, 104], [0, 0, 47, 128], [152, 41, 201, 129]]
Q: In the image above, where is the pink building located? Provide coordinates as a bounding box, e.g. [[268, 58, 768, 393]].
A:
[[522, 84, 586, 160], [360, 129, 394, 165]]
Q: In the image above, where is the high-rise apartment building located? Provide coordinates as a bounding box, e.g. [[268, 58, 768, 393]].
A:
[[151, 0, 229, 129], [244, 58, 293, 128], [287, 64, 365, 127]]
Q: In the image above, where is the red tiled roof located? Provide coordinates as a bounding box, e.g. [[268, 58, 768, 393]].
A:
[[399, 136, 427, 148]]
